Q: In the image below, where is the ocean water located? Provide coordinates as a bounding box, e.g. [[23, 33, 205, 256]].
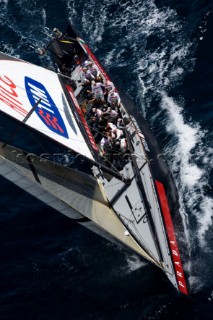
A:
[[0, 0, 213, 319]]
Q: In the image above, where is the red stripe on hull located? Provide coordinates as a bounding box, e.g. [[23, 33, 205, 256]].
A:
[[155, 180, 188, 295]]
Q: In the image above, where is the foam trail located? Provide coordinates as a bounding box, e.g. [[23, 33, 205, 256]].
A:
[[123, 253, 147, 274], [161, 94, 213, 249], [161, 94, 203, 188], [197, 197, 213, 244]]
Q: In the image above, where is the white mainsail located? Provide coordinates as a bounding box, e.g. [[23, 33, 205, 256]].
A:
[[0, 56, 93, 160]]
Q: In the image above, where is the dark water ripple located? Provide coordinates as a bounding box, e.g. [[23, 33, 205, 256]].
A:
[[0, 0, 213, 319]]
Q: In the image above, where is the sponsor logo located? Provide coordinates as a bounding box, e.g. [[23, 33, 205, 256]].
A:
[[155, 180, 188, 295], [0, 75, 27, 116], [25, 77, 68, 138], [169, 240, 188, 293]]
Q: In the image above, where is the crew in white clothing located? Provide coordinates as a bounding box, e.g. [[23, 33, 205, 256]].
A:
[[105, 122, 117, 132], [91, 107, 103, 119], [102, 107, 118, 122], [111, 128, 124, 140], [82, 60, 93, 68], [90, 80, 105, 102], [80, 67, 95, 84], [107, 90, 121, 107], [89, 64, 100, 79], [104, 80, 115, 93], [100, 132, 112, 154], [117, 118, 125, 129]]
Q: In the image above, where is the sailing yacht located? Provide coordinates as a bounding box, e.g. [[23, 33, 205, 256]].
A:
[[0, 24, 188, 295]]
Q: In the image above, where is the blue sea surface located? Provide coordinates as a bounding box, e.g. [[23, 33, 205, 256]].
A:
[[0, 0, 213, 319]]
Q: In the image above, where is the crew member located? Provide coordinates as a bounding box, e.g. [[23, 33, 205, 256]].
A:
[[107, 90, 121, 108]]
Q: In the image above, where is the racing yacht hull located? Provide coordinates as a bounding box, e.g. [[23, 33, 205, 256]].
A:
[[0, 24, 189, 295]]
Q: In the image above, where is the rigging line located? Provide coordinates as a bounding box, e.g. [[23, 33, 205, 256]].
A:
[[104, 180, 125, 189], [27, 129, 50, 153], [99, 152, 125, 177], [130, 224, 156, 259], [115, 211, 135, 224], [116, 210, 158, 261], [128, 214, 164, 266], [127, 194, 144, 209], [120, 212, 157, 259], [2, 98, 42, 149]]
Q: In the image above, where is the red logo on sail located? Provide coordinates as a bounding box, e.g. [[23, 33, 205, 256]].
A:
[[0, 75, 27, 116]]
